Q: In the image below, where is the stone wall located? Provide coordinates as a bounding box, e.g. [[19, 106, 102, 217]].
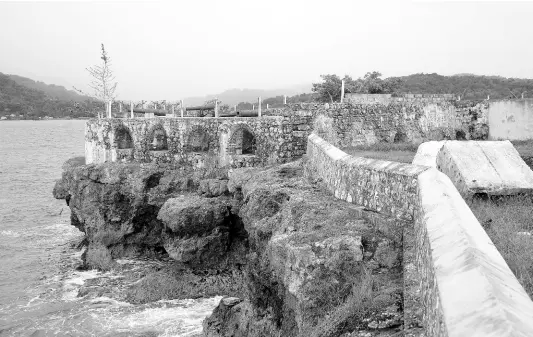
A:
[[488, 99, 533, 140], [305, 133, 533, 337], [305, 133, 428, 221], [85, 113, 313, 168], [266, 100, 489, 148]]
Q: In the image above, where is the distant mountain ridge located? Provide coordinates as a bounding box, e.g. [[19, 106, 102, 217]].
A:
[[183, 84, 310, 106], [7, 74, 90, 102]]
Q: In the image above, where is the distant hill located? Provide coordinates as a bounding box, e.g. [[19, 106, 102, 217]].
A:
[[8, 74, 90, 102], [183, 84, 310, 106], [389, 73, 533, 100], [0, 72, 99, 119]]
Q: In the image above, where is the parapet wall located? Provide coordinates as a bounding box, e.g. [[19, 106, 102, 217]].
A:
[[267, 101, 489, 148], [305, 133, 427, 221], [85, 113, 313, 168], [305, 133, 533, 337]]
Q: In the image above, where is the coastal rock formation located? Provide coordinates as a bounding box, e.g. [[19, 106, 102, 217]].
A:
[[54, 157, 403, 335], [203, 161, 403, 336], [158, 195, 247, 268]]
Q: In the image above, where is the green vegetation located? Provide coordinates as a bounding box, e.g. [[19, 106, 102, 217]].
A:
[[391, 73, 533, 100], [312, 72, 401, 103], [0, 72, 101, 119], [310, 72, 533, 103], [470, 196, 533, 296], [306, 267, 402, 336], [8, 74, 90, 102]]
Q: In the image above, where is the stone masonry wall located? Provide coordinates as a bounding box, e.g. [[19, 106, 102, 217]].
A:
[[85, 113, 313, 169], [305, 133, 533, 337], [266, 100, 489, 148]]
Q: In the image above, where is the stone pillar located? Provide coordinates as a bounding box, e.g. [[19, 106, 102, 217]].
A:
[[107, 101, 112, 118], [119, 102, 122, 114], [283, 95, 287, 104], [266, 103, 269, 109], [258, 96, 262, 117], [180, 100, 184, 118], [252, 104, 255, 110], [130, 101, 134, 118], [340, 79, 345, 103], [215, 99, 219, 118]]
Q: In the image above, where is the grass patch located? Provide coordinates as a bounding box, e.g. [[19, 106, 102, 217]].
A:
[[470, 195, 533, 296], [306, 268, 402, 337], [342, 140, 533, 165], [511, 140, 533, 157]]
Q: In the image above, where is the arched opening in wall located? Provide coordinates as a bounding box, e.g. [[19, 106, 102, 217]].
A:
[[149, 126, 168, 151], [115, 127, 134, 149], [228, 126, 257, 155], [393, 130, 408, 143], [455, 130, 466, 140], [187, 127, 210, 152]]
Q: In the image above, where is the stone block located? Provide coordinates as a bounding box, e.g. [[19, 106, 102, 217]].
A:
[[436, 140, 533, 198]]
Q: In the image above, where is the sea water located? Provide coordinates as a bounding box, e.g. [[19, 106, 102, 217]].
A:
[[0, 120, 219, 337]]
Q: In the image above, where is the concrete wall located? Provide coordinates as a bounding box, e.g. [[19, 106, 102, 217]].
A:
[[85, 113, 313, 168], [488, 99, 533, 140], [305, 133, 533, 337]]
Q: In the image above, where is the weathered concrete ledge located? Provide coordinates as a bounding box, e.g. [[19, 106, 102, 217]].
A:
[[305, 133, 533, 336], [415, 168, 533, 337]]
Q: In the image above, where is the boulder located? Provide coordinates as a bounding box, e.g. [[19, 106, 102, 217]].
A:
[[198, 179, 229, 197], [157, 195, 231, 235]]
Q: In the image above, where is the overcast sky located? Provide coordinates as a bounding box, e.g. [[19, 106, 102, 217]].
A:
[[1, 0, 533, 100]]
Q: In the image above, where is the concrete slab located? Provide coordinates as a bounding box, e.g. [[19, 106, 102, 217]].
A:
[[412, 141, 446, 168], [436, 140, 533, 198]]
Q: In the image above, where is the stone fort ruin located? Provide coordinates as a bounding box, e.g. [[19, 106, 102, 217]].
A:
[[82, 94, 533, 336]]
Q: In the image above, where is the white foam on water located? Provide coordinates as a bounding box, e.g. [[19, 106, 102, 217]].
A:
[[0, 230, 21, 238], [88, 296, 132, 308], [62, 269, 102, 301], [91, 296, 223, 337]]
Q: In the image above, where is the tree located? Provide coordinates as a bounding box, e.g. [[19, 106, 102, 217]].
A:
[[75, 44, 118, 118], [312, 72, 402, 102], [350, 71, 402, 94], [312, 74, 352, 103]]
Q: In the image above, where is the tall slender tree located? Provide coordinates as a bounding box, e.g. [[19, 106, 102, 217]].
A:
[[75, 44, 117, 118]]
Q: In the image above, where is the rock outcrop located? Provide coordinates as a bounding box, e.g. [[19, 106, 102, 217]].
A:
[[54, 157, 404, 335], [203, 161, 404, 336]]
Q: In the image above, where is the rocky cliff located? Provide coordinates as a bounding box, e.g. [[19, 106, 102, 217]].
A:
[[54, 158, 404, 336]]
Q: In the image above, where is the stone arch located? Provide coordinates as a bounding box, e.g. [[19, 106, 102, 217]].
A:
[[148, 124, 168, 151], [455, 129, 466, 140], [393, 130, 408, 143], [186, 125, 211, 152], [227, 124, 257, 155], [114, 126, 134, 149]]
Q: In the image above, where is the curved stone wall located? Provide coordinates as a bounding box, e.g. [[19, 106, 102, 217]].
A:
[[305, 133, 533, 337]]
